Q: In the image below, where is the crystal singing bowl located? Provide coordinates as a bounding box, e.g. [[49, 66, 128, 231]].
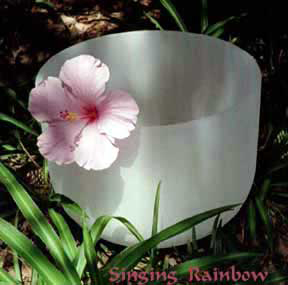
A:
[[36, 31, 261, 247]]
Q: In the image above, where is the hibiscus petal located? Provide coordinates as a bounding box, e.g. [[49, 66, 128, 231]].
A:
[[37, 120, 86, 165], [97, 90, 139, 139], [59, 55, 109, 104], [74, 123, 119, 170], [29, 77, 79, 123]]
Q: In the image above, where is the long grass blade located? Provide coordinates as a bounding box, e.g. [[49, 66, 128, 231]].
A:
[[266, 161, 288, 176], [76, 215, 144, 276], [214, 219, 224, 254], [2, 87, 27, 110], [152, 182, 161, 236], [50, 193, 88, 220], [31, 268, 39, 285], [210, 213, 221, 250], [271, 182, 288, 187], [247, 200, 257, 243], [271, 191, 288, 199], [0, 217, 67, 285], [200, 0, 209, 32], [150, 182, 161, 266], [204, 16, 237, 37], [0, 267, 20, 284], [35, 0, 55, 9], [191, 226, 197, 251], [102, 204, 240, 277], [160, 0, 188, 32], [43, 159, 49, 184], [0, 162, 81, 284], [259, 179, 271, 201], [13, 211, 22, 283], [144, 12, 164, 30], [49, 209, 78, 263], [0, 113, 38, 136], [83, 222, 103, 285], [255, 197, 273, 249], [263, 271, 288, 284], [1, 144, 17, 151], [172, 252, 261, 278]]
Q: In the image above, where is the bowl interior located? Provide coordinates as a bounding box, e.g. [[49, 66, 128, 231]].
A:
[[37, 31, 259, 127]]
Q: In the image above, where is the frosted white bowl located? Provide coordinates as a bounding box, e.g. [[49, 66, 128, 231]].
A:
[[36, 31, 261, 248]]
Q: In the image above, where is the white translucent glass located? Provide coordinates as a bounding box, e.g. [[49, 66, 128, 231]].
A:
[[36, 31, 262, 247]]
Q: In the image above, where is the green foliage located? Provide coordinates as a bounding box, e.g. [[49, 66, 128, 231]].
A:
[[146, 0, 243, 39], [34, 0, 55, 9], [49, 209, 78, 264], [0, 162, 81, 284], [83, 221, 104, 285], [0, 218, 68, 285], [144, 11, 164, 30], [244, 125, 288, 248], [172, 252, 262, 278], [101, 204, 239, 280], [0, 162, 264, 284], [0, 267, 20, 285], [159, 0, 188, 32], [200, 0, 209, 33], [0, 113, 39, 137], [254, 197, 273, 250]]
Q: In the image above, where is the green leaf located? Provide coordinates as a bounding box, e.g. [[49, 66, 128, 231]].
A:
[[264, 271, 288, 284], [0, 113, 39, 136], [102, 204, 240, 277], [191, 226, 198, 251], [160, 0, 188, 32], [204, 16, 237, 37], [1, 144, 17, 151], [271, 191, 288, 199], [76, 215, 144, 277], [50, 193, 88, 220], [271, 182, 288, 187], [172, 252, 261, 278], [0, 267, 20, 284], [210, 213, 221, 250], [43, 159, 49, 184], [200, 0, 209, 33], [266, 161, 288, 176], [83, 222, 103, 285], [144, 12, 164, 30], [247, 200, 257, 243], [31, 268, 39, 285], [150, 181, 161, 266], [35, 0, 55, 9], [1, 87, 27, 110], [0, 162, 81, 285], [258, 179, 271, 201], [102, 243, 139, 274], [259, 123, 274, 151], [90, 216, 144, 245], [13, 211, 22, 283], [49, 209, 78, 264], [0, 218, 67, 285], [152, 181, 161, 236], [255, 197, 273, 249]]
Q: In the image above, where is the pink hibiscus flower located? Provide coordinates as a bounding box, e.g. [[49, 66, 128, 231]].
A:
[[29, 55, 139, 170]]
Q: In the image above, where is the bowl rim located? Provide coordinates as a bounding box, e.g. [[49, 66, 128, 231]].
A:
[[35, 30, 262, 129]]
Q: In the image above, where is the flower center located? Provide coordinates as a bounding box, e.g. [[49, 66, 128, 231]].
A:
[[83, 106, 99, 122], [60, 110, 78, 121]]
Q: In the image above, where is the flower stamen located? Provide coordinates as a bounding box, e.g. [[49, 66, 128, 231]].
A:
[[60, 110, 78, 121]]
